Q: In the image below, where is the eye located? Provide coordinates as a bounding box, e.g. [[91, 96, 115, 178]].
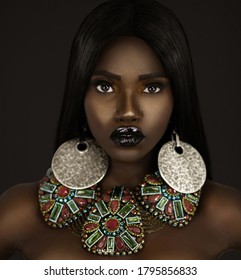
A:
[[94, 80, 114, 93], [143, 83, 164, 94]]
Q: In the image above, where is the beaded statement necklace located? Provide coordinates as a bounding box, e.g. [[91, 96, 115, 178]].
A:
[[38, 169, 201, 256]]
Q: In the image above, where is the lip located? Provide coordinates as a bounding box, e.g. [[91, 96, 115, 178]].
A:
[[110, 126, 145, 147]]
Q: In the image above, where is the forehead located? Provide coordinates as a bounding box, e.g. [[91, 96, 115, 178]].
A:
[[94, 36, 165, 74]]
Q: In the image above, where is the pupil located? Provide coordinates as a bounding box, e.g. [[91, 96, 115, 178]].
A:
[[101, 84, 109, 91], [149, 86, 156, 93]]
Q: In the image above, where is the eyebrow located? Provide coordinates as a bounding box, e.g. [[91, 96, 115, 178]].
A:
[[139, 72, 167, 80], [92, 70, 121, 80], [92, 70, 167, 80]]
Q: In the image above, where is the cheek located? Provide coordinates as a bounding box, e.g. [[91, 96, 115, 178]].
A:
[[84, 94, 112, 135], [144, 94, 173, 133]]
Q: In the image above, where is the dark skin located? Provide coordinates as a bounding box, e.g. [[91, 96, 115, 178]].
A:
[[0, 37, 241, 260]]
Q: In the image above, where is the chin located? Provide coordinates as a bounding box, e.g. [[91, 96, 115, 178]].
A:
[[107, 145, 153, 164]]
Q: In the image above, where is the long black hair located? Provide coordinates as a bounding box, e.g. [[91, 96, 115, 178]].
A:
[[56, 0, 211, 178]]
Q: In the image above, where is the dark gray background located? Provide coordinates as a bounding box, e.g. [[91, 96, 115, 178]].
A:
[[0, 0, 241, 259], [1, 0, 240, 193]]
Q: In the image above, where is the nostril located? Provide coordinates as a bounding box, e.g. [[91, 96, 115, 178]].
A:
[[115, 114, 141, 123]]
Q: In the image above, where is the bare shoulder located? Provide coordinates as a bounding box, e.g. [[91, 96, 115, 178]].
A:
[[203, 180, 241, 213], [0, 182, 41, 258], [201, 180, 241, 250], [0, 182, 39, 220]]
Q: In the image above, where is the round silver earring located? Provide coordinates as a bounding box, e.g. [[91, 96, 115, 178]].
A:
[[51, 139, 109, 189], [158, 131, 206, 193]]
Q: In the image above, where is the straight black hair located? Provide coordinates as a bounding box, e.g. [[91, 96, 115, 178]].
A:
[[56, 0, 211, 178]]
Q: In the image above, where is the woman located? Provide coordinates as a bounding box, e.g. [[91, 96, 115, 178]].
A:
[[0, 0, 241, 259]]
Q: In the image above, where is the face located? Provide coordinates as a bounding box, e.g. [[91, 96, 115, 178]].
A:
[[84, 37, 173, 165]]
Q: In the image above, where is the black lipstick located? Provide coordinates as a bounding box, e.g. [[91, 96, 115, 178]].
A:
[[110, 127, 145, 147]]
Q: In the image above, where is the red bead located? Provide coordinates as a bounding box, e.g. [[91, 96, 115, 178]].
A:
[[57, 186, 69, 197], [122, 194, 131, 203], [74, 197, 87, 206], [167, 187, 176, 194], [102, 194, 110, 203], [41, 200, 54, 212], [97, 236, 107, 250], [109, 200, 119, 214], [127, 226, 142, 235], [183, 198, 195, 214], [145, 174, 160, 185], [84, 222, 99, 232], [61, 205, 69, 219], [106, 218, 119, 231], [165, 201, 173, 216], [115, 236, 125, 251], [148, 194, 162, 203]]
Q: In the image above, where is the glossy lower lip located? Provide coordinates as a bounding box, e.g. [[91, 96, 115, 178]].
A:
[[110, 127, 145, 147]]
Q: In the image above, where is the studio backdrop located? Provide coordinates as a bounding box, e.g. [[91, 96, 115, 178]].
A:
[[0, 1, 240, 212]]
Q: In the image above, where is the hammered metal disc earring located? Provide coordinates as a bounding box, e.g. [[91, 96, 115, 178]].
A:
[[51, 139, 109, 190], [51, 120, 108, 190], [158, 131, 206, 193]]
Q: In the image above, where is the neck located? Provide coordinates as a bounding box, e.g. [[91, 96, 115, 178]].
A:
[[99, 154, 157, 192]]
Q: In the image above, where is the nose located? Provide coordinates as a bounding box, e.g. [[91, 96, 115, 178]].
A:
[[114, 91, 142, 123]]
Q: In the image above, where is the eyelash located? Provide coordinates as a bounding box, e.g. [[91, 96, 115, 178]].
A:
[[91, 79, 166, 94], [91, 80, 114, 93], [143, 82, 165, 94]]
